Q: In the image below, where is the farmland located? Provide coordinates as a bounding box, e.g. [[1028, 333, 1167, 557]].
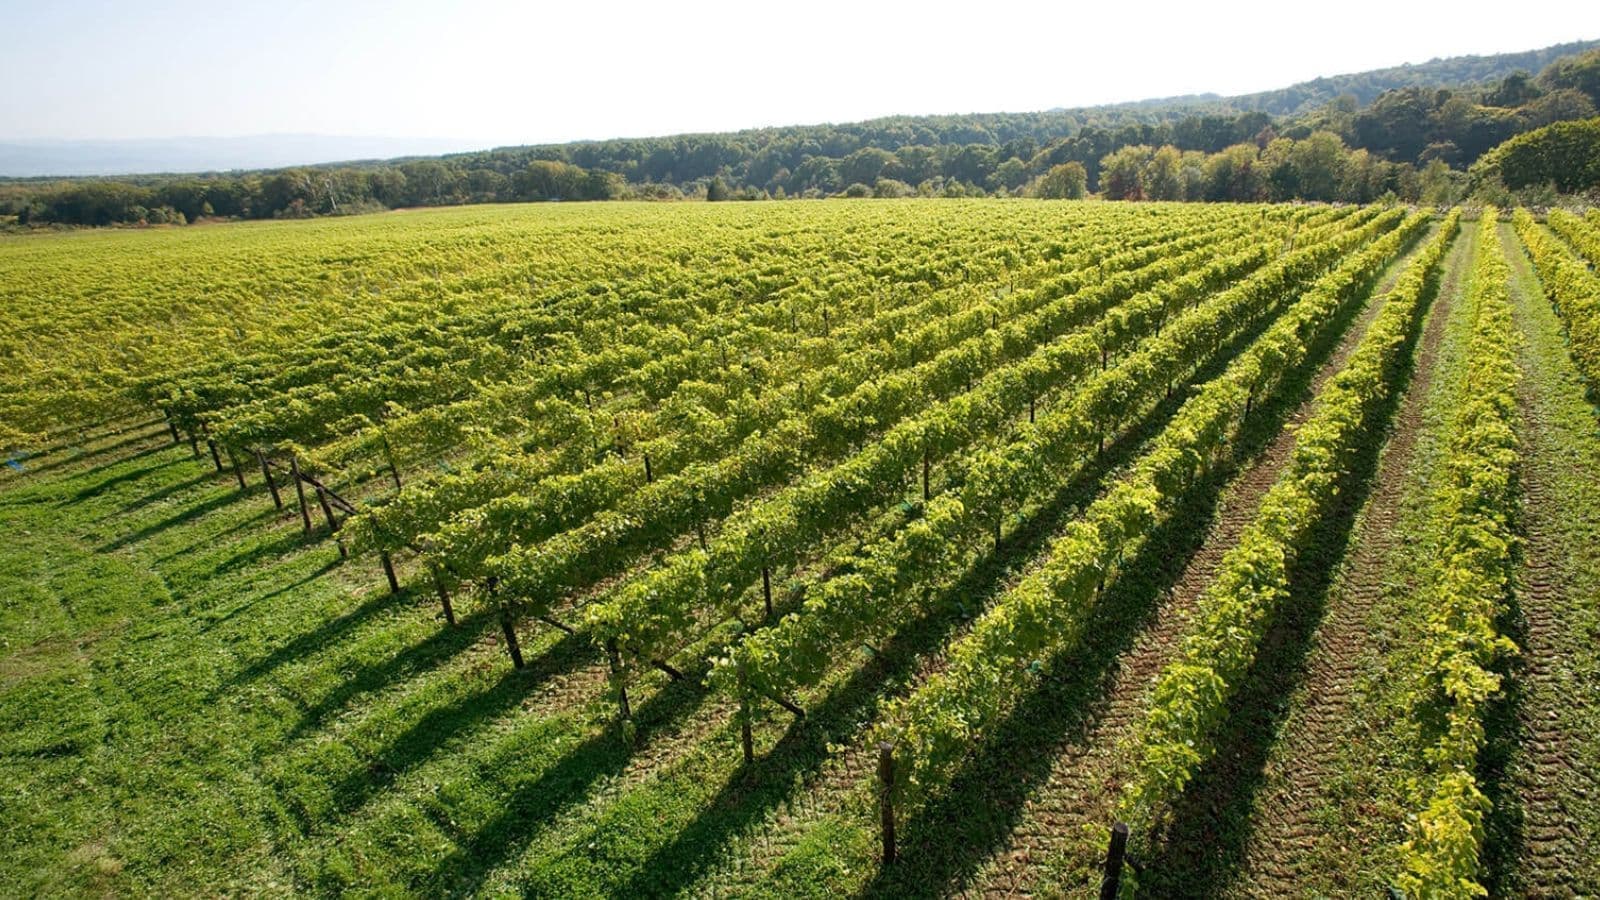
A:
[[3, 199, 1599, 897]]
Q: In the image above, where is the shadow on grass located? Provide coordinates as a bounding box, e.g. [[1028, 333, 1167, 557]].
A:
[[313, 629, 601, 824], [196, 556, 344, 634], [13, 423, 171, 481], [1135, 260, 1440, 896], [281, 609, 589, 747], [204, 525, 337, 580], [103, 468, 220, 517], [1478, 561, 1529, 896], [65, 450, 194, 503], [418, 672, 709, 896], [611, 306, 1289, 898], [96, 482, 257, 553], [858, 249, 1398, 897], [153, 500, 297, 565], [214, 586, 404, 694]]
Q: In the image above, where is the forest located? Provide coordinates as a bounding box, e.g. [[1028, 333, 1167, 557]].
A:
[[3, 42, 1598, 227]]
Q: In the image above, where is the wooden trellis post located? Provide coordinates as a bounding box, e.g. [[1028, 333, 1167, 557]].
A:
[[226, 447, 246, 490], [314, 485, 347, 559], [289, 457, 312, 532], [430, 565, 456, 625], [606, 639, 631, 719], [257, 451, 283, 509], [738, 664, 754, 765], [878, 742, 897, 864], [1099, 822, 1130, 900], [205, 435, 224, 473], [380, 551, 400, 594], [489, 579, 524, 669]]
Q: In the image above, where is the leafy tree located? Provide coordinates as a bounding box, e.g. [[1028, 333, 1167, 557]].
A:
[[515, 160, 586, 200], [1035, 162, 1087, 199], [839, 147, 895, 187], [889, 145, 939, 184], [1540, 48, 1600, 107], [1522, 89, 1598, 128], [1286, 130, 1347, 200], [873, 178, 913, 198], [991, 157, 1030, 192], [1142, 146, 1184, 200], [945, 144, 999, 186], [399, 160, 461, 205], [1203, 144, 1267, 201], [1099, 145, 1150, 200], [1179, 150, 1208, 201], [1472, 116, 1600, 193], [1419, 158, 1460, 205], [1484, 71, 1541, 108], [1353, 87, 1438, 161]]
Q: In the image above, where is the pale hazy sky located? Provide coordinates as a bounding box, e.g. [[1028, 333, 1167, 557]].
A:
[[2, 0, 1593, 145]]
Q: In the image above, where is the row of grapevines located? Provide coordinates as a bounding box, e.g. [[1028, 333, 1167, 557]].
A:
[[314, 205, 1232, 482], [593, 207, 1391, 682], [283, 207, 1325, 490], [353, 208, 1286, 570], [146, 203, 1021, 456], [1513, 209, 1600, 394], [1393, 213, 1521, 897], [336, 207, 1257, 550], [1549, 208, 1600, 268], [489, 211, 1336, 631], [1116, 210, 1460, 832], [195, 259, 850, 454], [878, 208, 1443, 813], [3, 203, 1082, 445]]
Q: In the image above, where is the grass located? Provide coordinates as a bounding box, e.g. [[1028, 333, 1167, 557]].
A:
[[3, 213, 1598, 898]]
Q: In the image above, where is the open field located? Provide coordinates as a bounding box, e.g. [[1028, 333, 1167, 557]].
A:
[[4, 200, 1600, 897]]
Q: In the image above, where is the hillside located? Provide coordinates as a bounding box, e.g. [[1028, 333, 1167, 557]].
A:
[[5, 199, 1600, 897], [4, 38, 1599, 229], [1223, 38, 1600, 114]]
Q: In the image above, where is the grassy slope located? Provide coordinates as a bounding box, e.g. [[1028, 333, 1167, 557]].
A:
[[0, 418, 601, 896], [3, 212, 1598, 899], [690, 224, 1447, 898]]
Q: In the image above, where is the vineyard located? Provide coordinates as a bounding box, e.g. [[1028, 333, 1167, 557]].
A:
[[3, 199, 1599, 897]]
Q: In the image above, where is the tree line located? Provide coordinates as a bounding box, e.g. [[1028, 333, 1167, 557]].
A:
[[4, 48, 1597, 227]]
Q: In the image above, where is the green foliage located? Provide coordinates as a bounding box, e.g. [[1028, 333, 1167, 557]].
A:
[[1099, 145, 1150, 200], [1035, 162, 1088, 200], [577, 209, 1321, 667], [872, 208, 1427, 808], [1119, 210, 1460, 826], [714, 213, 1347, 706], [1515, 208, 1600, 392], [1539, 48, 1600, 107], [1394, 212, 1520, 898], [1473, 117, 1600, 193]]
